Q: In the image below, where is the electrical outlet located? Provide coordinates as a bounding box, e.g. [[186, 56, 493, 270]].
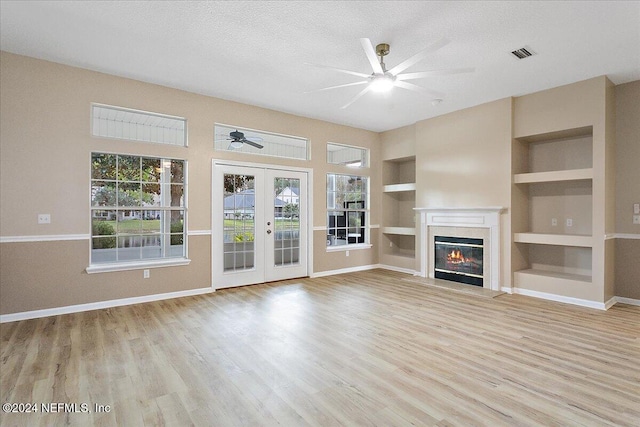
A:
[[37, 214, 51, 224], [633, 215, 640, 225], [346, 250, 350, 257], [566, 218, 573, 227], [389, 241, 393, 247], [143, 269, 150, 279], [634, 203, 640, 214], [551, 218, 558, 226]]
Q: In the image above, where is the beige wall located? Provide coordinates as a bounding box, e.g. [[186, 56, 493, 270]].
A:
[[512, 77, 614, 303], [615, 81, 640, 234], [1, 50, 637, 316], [380, 124, 416, 161], [614, 81, 640, 299], [0, 52, 380, 315], [414, 98, 513, 286]]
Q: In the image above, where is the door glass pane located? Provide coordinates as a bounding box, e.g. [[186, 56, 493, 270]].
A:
[[274, 177, 300, 266], [223, 174, 255, 271]]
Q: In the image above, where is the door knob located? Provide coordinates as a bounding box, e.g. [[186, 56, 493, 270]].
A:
[[267, 221, 271, 226], [267, 229, 272, 234]]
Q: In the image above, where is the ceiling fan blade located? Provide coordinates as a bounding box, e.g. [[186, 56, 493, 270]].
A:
[[304, 62, 370, 78], [360, 38, 384, 75], [245, 136, 263, 143], [389, 37, 450, 76], [394, 81, 444, 98], [243, 139, 264, 149], [340, 85, 372, 109], [397, 67, 475, 80], [305, 80, 368, 94]]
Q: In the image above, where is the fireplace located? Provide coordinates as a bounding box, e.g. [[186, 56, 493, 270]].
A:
[[434, 236, 484, 286], [414, 207, 504, 291]]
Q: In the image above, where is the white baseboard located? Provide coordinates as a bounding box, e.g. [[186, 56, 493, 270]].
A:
[[0, 287, 214, 323], [501, 287, 514, 294], [311, 264, 380, 278], [615, 296, 640, 306], [3, 280, 636, 324], [311, 264, 417, 278], [604, 296, 617, 310], [378, 264, 417, 275], [512, 287, 614, 310]]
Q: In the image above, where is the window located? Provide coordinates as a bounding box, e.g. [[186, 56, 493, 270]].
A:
[[214, 124, 309, 160], [90, 153, 186, 266], [327, 142, 369, 168], [326, 174, 368, 247], [92, 104, 187, 146]]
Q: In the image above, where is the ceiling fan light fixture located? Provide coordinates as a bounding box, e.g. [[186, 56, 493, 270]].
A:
[[369, 74, 395, 92], [230, 140, 243, 149]]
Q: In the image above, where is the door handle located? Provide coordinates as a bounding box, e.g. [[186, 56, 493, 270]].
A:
[[267, 229, 272, 234]]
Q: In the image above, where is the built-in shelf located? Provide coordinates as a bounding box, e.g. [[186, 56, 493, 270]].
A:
[[382, 156, 416, 270], [514, 168, 593, 184], [382, 227, 416, 236], [514, 232, 593, 248], [514, 269, 592, 287], [385, 252, 415, 260], [515, 126, 592, 143], [383, 183, 416, 193]]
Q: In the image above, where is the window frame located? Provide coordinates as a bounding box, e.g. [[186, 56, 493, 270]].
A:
[[326, 173, 371, 251], [91, 103, 188, 147], [86, 151, 190, 273], [326, 142, 369, 168], [214, 123, 310, 161]]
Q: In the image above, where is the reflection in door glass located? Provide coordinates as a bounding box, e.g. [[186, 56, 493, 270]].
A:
[[223, 174, 256, 271], [274, 177, 300, 266]]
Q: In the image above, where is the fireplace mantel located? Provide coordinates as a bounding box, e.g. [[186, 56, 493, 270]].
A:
[[414, 207, 505, 291]]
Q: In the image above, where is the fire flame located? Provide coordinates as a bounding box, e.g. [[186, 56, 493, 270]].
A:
[[447, 249, 466, 264]]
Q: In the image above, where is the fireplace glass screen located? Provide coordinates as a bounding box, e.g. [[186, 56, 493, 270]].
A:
[[434, 236, 484, 286]]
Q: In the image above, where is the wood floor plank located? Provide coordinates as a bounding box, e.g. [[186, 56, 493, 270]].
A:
[[1, 269, 639, 426]]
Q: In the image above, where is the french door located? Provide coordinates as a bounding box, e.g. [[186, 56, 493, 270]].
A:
[[212, 163, 308, 289]]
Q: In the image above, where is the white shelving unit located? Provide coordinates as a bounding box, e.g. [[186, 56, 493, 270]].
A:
[[382, 227, 416, 236], [383, 183, 416, 193], [513, 168, 593, 184], [514, 269, 592, 288], [513, 232, 593, 247], [512, 126, 596, 290], [381, 156, 417, 270]]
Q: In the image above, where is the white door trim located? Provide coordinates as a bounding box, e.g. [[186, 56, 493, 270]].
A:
[[212, 160, 313, 288]]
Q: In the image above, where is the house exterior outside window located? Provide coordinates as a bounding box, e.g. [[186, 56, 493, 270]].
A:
[[89, 152, 187, 269], [326, 173, 369, 247]]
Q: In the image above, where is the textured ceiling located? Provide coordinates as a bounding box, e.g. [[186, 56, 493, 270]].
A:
[[1, 1, 639, 132]]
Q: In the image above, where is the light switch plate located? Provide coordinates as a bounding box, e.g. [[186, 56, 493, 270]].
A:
[[634, 203, 640, 214]]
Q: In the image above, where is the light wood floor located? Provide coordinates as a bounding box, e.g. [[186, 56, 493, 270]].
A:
[[1, 269, 639, 426]]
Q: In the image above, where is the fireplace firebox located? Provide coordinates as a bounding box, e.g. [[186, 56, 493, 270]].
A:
[[434, 236, 484, 286]]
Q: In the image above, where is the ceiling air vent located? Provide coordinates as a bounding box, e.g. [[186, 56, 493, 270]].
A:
[[511, 47, 535, 59]]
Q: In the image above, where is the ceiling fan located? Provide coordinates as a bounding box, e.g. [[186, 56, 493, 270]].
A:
[[216, 130, 264, 150], [307, 38, 474, 109]]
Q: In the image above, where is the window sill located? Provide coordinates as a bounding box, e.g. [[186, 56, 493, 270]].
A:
[[326, 243, 372, 252], [86, 258, 191, 274]]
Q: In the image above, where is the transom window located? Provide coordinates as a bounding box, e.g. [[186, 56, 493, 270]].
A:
[[92, 104, 187, 146], [214, 124, 309, 160], [327, 142, 369, 168], [326, 174, 368, 247], [90, 153, 186, 264]]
